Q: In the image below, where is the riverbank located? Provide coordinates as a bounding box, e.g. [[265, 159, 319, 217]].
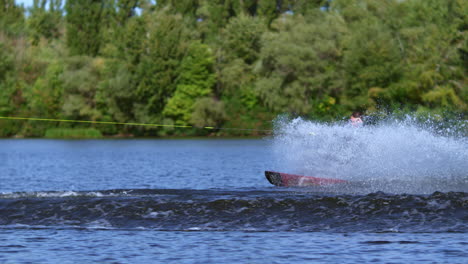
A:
[[0, 124, 273, 139], [3, 132, 268, 140]]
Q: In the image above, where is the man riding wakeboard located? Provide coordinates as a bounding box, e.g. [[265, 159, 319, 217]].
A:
[[350, 112, 363, 127]]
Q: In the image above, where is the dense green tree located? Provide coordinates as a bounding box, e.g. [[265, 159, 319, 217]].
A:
[[0, 0, 466, 137], [102, 0, 140, 51], [256, 0, 278, 26], [256, 14, 347, 117], [113, 17, 145, 67], [341, 16, 403, 109], [97, 59, 135, 124], [0, 41, 15, 115], [133, 10, 192, 123], [407, 0, 467, 111], [196, 0, 256, 41], [156, 0, 199, 21], [101, 1, 144, 74], [191, 97, 226, 128], [65, 0, 105, 56], [163, 42, 216, 125], [220, 14, 265, 65], [0, 38, 27, 136], [375, 0, 466, 111], [217, 14, 266, 96], [288, 0, 327, 16], [0, 0, 25, 35], [215, 14, 267, 123], [24, 61, 64, 117], [28, 0, 62, 45], [60, 56, 104, 121], [115, 0, 140, 23]]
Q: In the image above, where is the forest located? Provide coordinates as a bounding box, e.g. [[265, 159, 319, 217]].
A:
[[0, 0, 466, 137]]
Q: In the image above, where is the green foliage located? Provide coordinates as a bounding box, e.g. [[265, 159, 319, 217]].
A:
[[217, 14, 266, 98], [342, 16, 403, 106], [97, 59, 135, 124], [221, 14, 265, 65], [289, 0, 327, 16], [101, 15, 146, 77], [257, 0, 325, 25], [101, 1, 142, 62], [163, 42, 216, 125], [422, 86, 467, 110], [0, 0, 466, 137], [191, 97, 226, 128], [115, 0, 140, 24], [61, 56, 104, 121], [256, 0, 278, 26], [24, 60, 64, 117], [65, 0, 104, 56], [0, 41, 14, 83], [196, 0, 262, 41], [156, 0, 199, 20], [0, 41, 21, 126], [45, 128, 102, 138], [222, 95, 275, 136], [256, 14, 346, 115], [0, 0, 25, 36], [134, 10, 193, 123], [197, 0, 242, 29], [28, 0, 62, 45]]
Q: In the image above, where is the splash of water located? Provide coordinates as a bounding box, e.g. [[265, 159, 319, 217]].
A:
[[271, 115, 468, 194]]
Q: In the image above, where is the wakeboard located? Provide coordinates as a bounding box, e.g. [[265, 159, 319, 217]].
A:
[[265, 171, 347, 187]]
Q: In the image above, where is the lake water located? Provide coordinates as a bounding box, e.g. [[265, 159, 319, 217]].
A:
[[0, 138, 466, 263]]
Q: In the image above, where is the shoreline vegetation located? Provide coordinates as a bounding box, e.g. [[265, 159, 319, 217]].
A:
[[4, 109, 466, 139], [6, 127, 268, 139], [0, 0, 466, 138]]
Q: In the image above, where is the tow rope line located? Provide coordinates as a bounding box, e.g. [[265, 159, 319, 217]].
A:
[[0, 116, 272, 133]]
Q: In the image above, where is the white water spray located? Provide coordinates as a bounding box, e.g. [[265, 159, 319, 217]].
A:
[[272, 115, 468, 194]]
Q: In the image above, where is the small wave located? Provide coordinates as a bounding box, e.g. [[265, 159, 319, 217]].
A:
[[0, 191, 106, 199], [0, 189, 280, 199], [0, 190, 466, 232]]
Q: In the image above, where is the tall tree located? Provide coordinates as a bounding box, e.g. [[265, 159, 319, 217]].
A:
[[28, 0, 62, 45], [163, 41, 216, 125], [60, 56, 103, 121], [101, 0, 143, 65], [0, 0, 25, 35], [0, 41, 15, 115], [65, 0, 105, 56], [156, 0, 199, 19], [24, 61, 64, 118], [217, 14, 266, 111], [256, 14, 347, 117], [341, 16, 403, 108], [257, 0, 279, 25], [288, 0, 327, 16], [196, 0, 253, 41], [133, 10, 192, 123]]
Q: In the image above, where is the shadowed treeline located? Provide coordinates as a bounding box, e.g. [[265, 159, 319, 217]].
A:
[[0, 0, 466, 137]]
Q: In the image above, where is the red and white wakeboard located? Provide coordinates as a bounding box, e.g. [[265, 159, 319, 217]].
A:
[[265, 171, 347, 187]]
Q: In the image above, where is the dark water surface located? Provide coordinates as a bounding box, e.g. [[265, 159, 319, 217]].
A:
[[0, 139, 467, 263]]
